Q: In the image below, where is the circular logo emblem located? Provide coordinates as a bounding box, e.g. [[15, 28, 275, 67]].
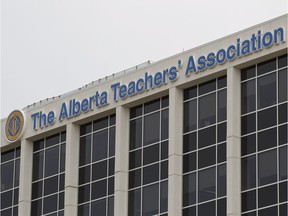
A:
[[5, 110, 25, 142]]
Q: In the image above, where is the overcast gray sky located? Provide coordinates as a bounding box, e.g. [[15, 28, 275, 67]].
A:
[[1, 0, 287, 118]]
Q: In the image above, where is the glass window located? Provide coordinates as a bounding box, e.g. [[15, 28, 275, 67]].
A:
[[241, 80, 256, 114], [128, 189, 141, 216], [183, 173, 196, 206], [241, 65, 256, 81], [143, 184, 159, 216], [198, 147, 216, 169], [257, 73, 276, 109], [198, 126, 216, 149], [258, 127, 277, 151], [183, 152, 196, 173], [184, 86, 197, 100], [79, 135, 92, 166], [143, 144, 159, 165], [258, 184, 277, 208], [129, 150, 142, 169], [93, 117, 108, 131], [278, 54, 287, 68], [160, 181, 168, 213], [241, 156, 256, 190], [217, 164, 226, 197], [241, 134, 256, 156], [91, 199, 106, 216], [258, 150, 277, 186], [242, 190, 256, 212], [143, 164, 159, 185], [257, 58, 276, 76], [199, 79, 216, 95], [279, 103, 287, 124], [144, 112, 160, 146], [184, 99, 197, 132], [198, 201, 215, 216], [279, 146, 287, 180], [199, 93, 216, 128], [258, 106, 277, 130], [279, 181, 287, 203], [198, 167, 216, 202], [258, 206, 278, 216], [218, 76, 227, 89], [45, 146, 59, 177], [241, 113, 256, 135], [218, 89, 227, 122], [144, 99, 160, 114], [279, 68, 287, 102], [130, 118, 142, 150], [161, 109, 169, 140], [93, 129, 108, 162], [183, 132, 197, 153], [279, 124, 287, 145]]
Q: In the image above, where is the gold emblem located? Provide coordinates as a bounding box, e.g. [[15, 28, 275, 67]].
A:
[[5, 110, 25, 142]]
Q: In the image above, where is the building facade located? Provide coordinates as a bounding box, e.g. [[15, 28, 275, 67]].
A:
[[1, 15, 287, 216]]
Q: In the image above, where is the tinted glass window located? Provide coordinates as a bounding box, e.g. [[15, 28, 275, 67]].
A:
[[199, 93, 216, 128], [258, 150, 277, 186], [257, 73, 276, 109], [241, 80, 256, 114], [144, 112, 160, 146], [241, 156, 256, 190], [257, 58, 276, 75], [198, 167, 216, 202], [184, 99, 197, 132], [183, 173, 196, 206]]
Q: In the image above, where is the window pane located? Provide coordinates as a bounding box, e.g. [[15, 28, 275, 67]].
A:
[[279, 146, 287, 180], [129, 169, 141, 189], [279, 181, 287, 203], [218, 89, 227, 122], [31, 199, 42, 216], [161, 109, 169, 140], [128, 189, 141, 216], [144, 99, 160, 114], [91, 180, 107, 200], [217, 164, 226, 197], [1, 162, 14, 191], [130, 105, 142, 119], [198, 201, 215, 216], [45, 146, 59, 177], [217, 122, 227, 143], [183, 175, 195, 209], [79, 166, 90, 185], [257, 73, 276, 109], [43, 195, 58, 214], [33, 151, 44, 181], [32, 181, 43, 199], [80, 123, 92, 135], [184, 86, 197, 100], [44, 176, 58, 196], [279, 103, 287, 124], [144, 112, 160, 146], [241, 156, 256, 190], [258, 206, 278, 216], [198, 147, 216, 169], [258, 106, 277, 130], [183, 206, 196, 216], [160, 181, 168, 213], [279, 68, 287, 102], [46, 134, 60, 148], [258, 127, 277, 151], [129, 150, 142, 169], [241, 134, 256, 156], [143, 144, 159, 165], [241, 65, 256, 81], [162, 96, 169, 108], [93, 117, 108, 131], [257, 58, 276, 76], [218, 76, 227, 88], [143, 164, 159, 185], [108, 196, 114, 216], [79, 135, 91, 166], [198, 126, 216, 149], [217, 143, 226, 163], [184, 99, 197, 132], [242, 190, 256, 212], [92, 161, 107, 181], [130, 118, 142, 150], [183, 152, 196, 173], [78, 185, 90, 204], [217, 198, 226, 216], [91, 199, 106, 216], [258, 150, 277, 186], [241, 113, 256, 135], [241, 80, 256, 114], [258, 184, 277, 208], [278, 54, 287, 68], [92, 130, 108, 162], [183, 132, 197, 153], [78, 204, 89, 216], [198, 167, 216, 202], [279, 124, 288, 145], [1, 190, 13, 209], [109, 126, 115, 157], [199, 93, 216, 128], [199, 79, 216, 95], [143, 184, 159, 216]]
